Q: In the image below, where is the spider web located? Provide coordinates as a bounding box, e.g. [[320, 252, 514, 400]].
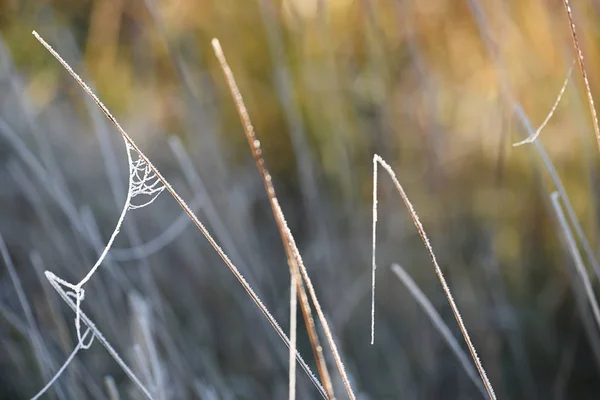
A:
[[127, 144, 165, 210], [47, 144, 167, 350]]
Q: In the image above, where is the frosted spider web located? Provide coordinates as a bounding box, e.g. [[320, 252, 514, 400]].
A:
[[48, 140, 165, 350], [128, 143, 166, 210]]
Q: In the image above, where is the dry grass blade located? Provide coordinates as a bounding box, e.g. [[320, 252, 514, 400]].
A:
[[296, 273, 334, 399], [550, 192, 600, 331], [513, 62, 573, 147], [32, 31, 327, 399], [390, 264, 487, 397], [562, 0, 600, 154], [373, 155, 496, 400], [211, 38, 341, 400]]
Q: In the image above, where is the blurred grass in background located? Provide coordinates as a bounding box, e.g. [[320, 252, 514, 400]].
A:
[[1, 0, 600, 398]]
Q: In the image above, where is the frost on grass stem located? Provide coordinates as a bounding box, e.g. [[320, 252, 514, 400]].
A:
[[289, 271, 298, 400], [212, 37, 341, 400], [371, 154, 496, 400], [371, 155, 378, 345]]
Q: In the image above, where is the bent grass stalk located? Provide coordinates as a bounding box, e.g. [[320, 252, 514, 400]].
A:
[[513, 62, 573, 147], [372, 155, 496, 400], [33, 31, 327, 399], [211, 38, 339, 400]]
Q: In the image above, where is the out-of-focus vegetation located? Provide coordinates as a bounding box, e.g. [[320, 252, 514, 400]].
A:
[[1, 0, 600, 398]]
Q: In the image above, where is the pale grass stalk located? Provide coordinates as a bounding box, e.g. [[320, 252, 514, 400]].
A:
[[212, 38, 342, 400], [133, 345, 156, 395], [105, 376, 121, 400], [371, 155, 378, 345], [290, 271, 298, 400], [130, 294, 166, 400], [391, 263, 487, 397], [373, 154, 496, 400], [33, 31, 327, 399], [550, 192, 600, 330], [513, 62, 574, 147], [562, 0, 600, 154]]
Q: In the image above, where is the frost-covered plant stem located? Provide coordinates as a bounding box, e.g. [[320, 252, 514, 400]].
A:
[[372, 155, 496, 400], [212, 38, 342, 400]]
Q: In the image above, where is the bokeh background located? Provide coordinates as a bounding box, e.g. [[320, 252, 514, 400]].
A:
[[1, 0, 600, 398]]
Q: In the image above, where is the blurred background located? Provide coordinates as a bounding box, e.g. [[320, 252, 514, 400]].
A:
[[1, 0, 600, 398]]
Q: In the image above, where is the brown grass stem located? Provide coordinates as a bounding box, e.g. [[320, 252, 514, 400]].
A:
[[211, 37, 342, 400]]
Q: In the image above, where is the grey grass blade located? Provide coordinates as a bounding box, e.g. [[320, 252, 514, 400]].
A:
[[391, 263, 487, 397]]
